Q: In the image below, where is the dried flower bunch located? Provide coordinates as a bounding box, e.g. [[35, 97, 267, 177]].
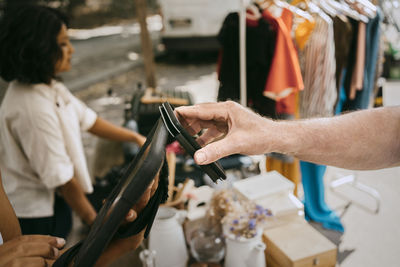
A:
[[207, 189, 272, 239]]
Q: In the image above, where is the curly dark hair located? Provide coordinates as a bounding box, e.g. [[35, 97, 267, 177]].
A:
[[0, 5, 69, 84]]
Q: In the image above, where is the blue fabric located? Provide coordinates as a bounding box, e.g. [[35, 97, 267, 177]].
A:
[[335, 69, 348, 115], [301, 161, 344, 232], [303, 71, 347, 232]]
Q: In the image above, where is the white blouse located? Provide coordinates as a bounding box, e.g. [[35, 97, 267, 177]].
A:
[[0, 80, 97, 218]]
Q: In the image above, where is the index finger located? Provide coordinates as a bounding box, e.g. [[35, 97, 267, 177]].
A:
[[1, 241, 60, 263], [175, 102, 230, 123], [9, 235, 65, 249]]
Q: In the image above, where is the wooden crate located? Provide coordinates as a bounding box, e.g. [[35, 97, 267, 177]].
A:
[[263, 221, 337, 267]]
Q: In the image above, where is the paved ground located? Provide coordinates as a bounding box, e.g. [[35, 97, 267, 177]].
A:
[[68, 56, 400, 267]]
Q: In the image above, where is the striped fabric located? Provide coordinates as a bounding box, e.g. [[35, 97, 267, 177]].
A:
[[298, 12, 337, 118]]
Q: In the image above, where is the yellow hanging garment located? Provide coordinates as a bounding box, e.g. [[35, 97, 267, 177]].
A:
[[295, 18, 315, 50], [290, 0, 315, 50]]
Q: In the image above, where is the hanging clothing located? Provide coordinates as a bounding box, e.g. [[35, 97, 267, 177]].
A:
[[294, 7, 344, 232], [355, 9, 383, 109], [342, 18, 359, 110], [295, 17, 316, 51], [217, 13, 241, 102], [217, 10, 277, 118], [332, 15, 353, 101], [262, 8, 304, 106], [246, 9, 277, 109], [298, 12, 337, 118], [217, 11, 277, 103], [343, 10, 383, 110], [349, 21, 367, 100], [372, 21, 385, 99], [300, 161, 344, 232]]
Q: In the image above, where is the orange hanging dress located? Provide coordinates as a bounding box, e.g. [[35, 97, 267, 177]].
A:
[[262, 7, 304, 115]]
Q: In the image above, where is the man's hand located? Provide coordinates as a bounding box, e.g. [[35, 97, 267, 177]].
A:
[[175, 101, 274, 164], [0, 235, 65, 267]]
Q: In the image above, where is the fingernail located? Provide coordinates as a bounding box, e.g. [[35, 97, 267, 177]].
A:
[[53, 247, 60, 257], [56, 238, 66, 247], [195, 151, 206, 164], [128, 210, 134, 218]]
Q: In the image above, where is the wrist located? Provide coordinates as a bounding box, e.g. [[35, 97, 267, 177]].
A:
[[264, 120, 297, 156], [83, 211, 97, 226], [133, 133, 146, 146]]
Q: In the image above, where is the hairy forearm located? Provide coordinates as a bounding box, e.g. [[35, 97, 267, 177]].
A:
[[58, 178, 97, 225], [269, 107, 400, 170], [89, 117, 145, 146]]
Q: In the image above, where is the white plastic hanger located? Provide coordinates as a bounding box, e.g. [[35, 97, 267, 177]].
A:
[[345, 0, 376, 20], [260, 0, 314, 22], [292, 0, 330, 21], [317, 0, 338, 17], [247, 2, 262, 20], [338, 0, 369, 22]]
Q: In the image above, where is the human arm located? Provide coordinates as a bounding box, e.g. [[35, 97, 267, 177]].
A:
[[175, 101, 400, 170], [88, 117, 146, 146], [58, 177, 97, 226], [1, 170, 65, 266], [0, 172, 21, 241]]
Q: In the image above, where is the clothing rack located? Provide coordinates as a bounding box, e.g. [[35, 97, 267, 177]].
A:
[[329, 0, 383, 215]]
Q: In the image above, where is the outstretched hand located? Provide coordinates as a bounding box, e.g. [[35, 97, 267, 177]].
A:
[[175, 101, 274, 165]]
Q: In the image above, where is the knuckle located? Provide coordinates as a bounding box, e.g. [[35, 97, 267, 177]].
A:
[[46, 244, 55, 258], [225, 100, 236, 108], [225, 100, 239, 109], [17, 235, 29, 242], [13, 243, 25, 256]]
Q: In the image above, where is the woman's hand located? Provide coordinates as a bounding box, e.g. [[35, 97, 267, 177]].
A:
[[0, 235, 65, 267], [136, 134, 147, 147], [94, 173, 160, 267], [122, 173, 159, 224]]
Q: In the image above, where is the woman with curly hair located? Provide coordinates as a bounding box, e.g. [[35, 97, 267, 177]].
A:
[[0, 4, 145, 239]]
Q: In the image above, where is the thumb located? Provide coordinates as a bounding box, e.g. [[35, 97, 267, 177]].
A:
[[125, 209, 138, 222], [194, 138, 235, 165]]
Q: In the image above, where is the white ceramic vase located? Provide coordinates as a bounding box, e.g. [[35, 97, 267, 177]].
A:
[[224, 230, 266, 267], [148, 207, 188, 267]]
